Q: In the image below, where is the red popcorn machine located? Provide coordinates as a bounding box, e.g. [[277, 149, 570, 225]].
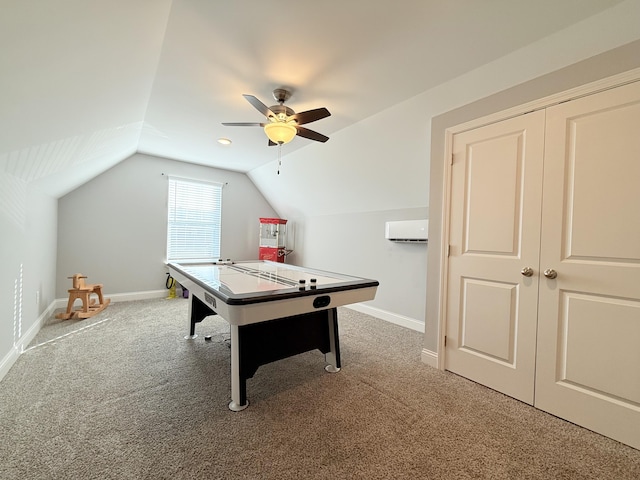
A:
[[258, 217, 288, 263]]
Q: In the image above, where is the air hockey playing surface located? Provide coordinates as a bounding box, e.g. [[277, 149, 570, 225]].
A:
[[168, 260, 379, 326]]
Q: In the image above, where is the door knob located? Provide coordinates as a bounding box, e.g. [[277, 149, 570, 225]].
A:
[[543, 269, 557, 279], [520, 267, 534, 277]]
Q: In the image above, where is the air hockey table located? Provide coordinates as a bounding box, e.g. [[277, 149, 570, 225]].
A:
[[167, 260, 379, 411]]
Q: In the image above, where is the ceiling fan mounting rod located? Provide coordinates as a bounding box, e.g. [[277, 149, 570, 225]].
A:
[[273, 88, 292, 104]]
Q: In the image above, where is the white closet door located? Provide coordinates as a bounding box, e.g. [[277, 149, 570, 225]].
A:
[[535, 81, 640, 449], [445, 111, 545, 404]]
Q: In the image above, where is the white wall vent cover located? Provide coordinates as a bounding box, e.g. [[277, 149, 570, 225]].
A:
[[385, 220, 428, 242]]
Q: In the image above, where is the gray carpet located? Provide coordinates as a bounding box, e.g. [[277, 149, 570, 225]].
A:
[[1, 298, 639, 479]]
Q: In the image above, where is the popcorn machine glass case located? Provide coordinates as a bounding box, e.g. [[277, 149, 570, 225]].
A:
[[259, 218, 287, 262]]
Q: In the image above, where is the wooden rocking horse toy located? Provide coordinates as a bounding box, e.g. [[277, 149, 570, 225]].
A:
[[56, 273, 111, 320]]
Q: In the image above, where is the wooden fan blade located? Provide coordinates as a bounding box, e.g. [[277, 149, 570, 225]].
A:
[[243, 94, 276, 118], [289, 107, 331, 125], [221, 122, 265, 126], [296, 126, 329, 143]]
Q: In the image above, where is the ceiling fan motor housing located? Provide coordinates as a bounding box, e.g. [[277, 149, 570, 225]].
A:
[[269, 104, 295, 121]]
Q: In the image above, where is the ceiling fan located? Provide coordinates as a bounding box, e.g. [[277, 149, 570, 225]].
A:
[[222, 88, 331, 146]]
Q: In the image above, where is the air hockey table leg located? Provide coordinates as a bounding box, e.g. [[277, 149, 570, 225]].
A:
[[185, 295, 198, 339], [229, 324, 249, 411], [324, 308, 341, 373], [185, 294, 216, 340]]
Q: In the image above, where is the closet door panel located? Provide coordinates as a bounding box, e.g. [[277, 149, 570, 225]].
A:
[[445, 110, 545, 404], [535, 81, 640, 449]]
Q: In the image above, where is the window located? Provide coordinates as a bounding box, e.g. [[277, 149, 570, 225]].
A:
[[167, 177, 222, 262]]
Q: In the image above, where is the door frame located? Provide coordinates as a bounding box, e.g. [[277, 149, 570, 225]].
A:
[[436, 67, 640, 370]]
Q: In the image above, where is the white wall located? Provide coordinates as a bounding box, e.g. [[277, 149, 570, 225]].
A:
[[56, 153, 278, 297], [0, 174, 58, 380]]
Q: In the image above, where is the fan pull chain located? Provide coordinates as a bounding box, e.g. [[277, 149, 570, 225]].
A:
[[277, 143, 282, 175]]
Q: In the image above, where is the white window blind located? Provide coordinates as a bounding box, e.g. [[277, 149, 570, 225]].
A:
[[167, 177, 222, 262]]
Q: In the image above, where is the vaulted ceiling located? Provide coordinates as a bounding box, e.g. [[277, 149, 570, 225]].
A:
[[1, 0, 626, 197]]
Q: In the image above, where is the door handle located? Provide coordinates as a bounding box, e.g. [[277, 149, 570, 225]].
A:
[[543, 269, 557, 279], [520, 267, 534, 277]]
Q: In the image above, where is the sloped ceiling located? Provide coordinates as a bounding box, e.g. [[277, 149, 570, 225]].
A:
[[0, 0, 626, 198]]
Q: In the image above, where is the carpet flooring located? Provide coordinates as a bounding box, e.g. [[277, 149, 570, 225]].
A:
[[1, 298, 639, 479]]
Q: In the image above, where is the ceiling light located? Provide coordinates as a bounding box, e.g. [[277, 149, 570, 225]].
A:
[[218, 138, 232, 145], [264, 122, 297, 145]]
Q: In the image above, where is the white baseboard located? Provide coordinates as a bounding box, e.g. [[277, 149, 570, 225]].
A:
[[3, 293, 427, 383], [346, 304, 438, 366], [54, 293, 422, 334], [346, 303, 425, 332], [346, 304, 438, 367], [421, 348, 438, 368], [0, 299, 57, 382], [53, 289, 168, 309], [101, 289, 168, 303], [0, 347, 20, 384], [1, 290, 169, 383]]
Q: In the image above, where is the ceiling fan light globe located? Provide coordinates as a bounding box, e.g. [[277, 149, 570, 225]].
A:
[[264, 122, 297, 144]]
